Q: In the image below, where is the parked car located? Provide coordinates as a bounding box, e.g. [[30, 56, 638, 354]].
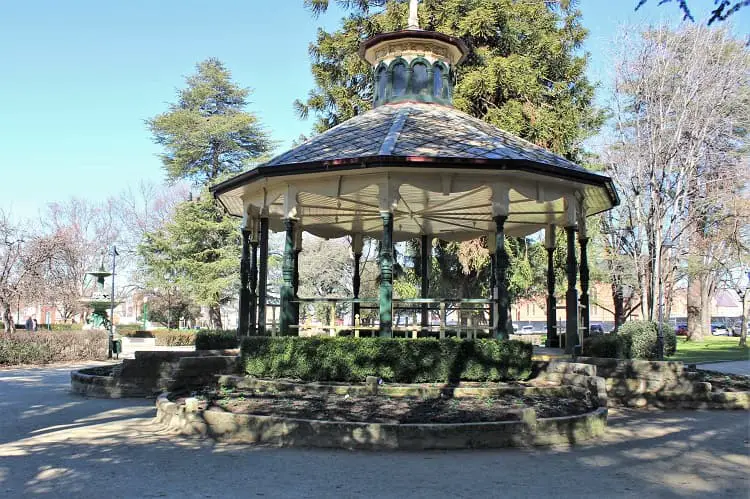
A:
[[520, 325, 535, 335], [731, 322, 749, 337], [710, 323, 730, 336], [675, 323, 688, 336], [590, 323, 605, 336]]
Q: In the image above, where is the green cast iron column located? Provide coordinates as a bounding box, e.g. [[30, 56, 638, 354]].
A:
[[257, 217, 269, 335], [494, 215, 510, 339], [238, 228, 251, 336], [352, 252, 361, 326], [420, 234, 429, 333], [579, 236, 590, 340], [248, 235, 259, 336], [280, 218, 296, 336], [379, 212, 393, 337], [489, 253, 496, 334], [546, 246, 558, 347], [565, 226, 579, 354]]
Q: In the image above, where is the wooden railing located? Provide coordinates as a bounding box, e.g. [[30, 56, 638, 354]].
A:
[[255, 297, 494, 339]]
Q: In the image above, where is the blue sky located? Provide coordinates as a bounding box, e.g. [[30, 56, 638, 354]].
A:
[[1, 0, 747, 220]]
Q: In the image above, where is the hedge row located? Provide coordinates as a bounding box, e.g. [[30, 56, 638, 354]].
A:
[[240, 337, 533, 383], [120, 329, 238, 347], [196, 330, 240, 350], [583, 321, 676, 360], [0, 331, 107, 366]]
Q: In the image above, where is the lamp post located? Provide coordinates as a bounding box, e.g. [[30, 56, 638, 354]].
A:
[[735, 270, 750, 347], [656, 238, 674, 360], [108, 246, 118, 359]]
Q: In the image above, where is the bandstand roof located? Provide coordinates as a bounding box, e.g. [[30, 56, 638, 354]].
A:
[[211, 19, 618, 243], [211, 101, 618, 242]]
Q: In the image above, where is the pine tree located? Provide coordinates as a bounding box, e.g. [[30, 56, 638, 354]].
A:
[[148, 58, 272, 185], [143, 59, 272, 328]]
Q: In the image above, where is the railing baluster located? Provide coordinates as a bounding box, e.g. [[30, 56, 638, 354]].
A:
[[329, 301, 336, 337], [439, 302, 446, 339]]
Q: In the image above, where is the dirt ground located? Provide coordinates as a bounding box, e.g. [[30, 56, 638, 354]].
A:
[[190, 390, 595, 423]]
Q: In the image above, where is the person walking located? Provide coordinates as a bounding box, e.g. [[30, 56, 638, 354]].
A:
[[33, 318, 38, 331], [25, 316, 33, 331]]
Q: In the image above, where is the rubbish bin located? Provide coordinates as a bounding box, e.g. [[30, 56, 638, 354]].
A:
[[111, 338, 122, 359]]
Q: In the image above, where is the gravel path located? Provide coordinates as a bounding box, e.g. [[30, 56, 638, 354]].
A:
[[0, 364, 748, 498], [699, 360, 750, 377]]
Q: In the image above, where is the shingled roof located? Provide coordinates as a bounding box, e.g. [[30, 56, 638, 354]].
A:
[[265, 101, 587, 173]]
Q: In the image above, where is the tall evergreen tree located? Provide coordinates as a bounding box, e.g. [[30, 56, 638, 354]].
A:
[[143, 59, 272, 328], [148, 58, 272, 185], [298, 0, 602, 157]]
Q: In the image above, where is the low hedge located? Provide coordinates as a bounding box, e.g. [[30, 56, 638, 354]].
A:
[[121, 329, 197, 346], [619, 321, 676, 359], [583, 335, 624, 359], [582, 321, 676, 360], [0, 331, 107, 366], [240, 337, 533, 383], [196, 330, 239, 350]]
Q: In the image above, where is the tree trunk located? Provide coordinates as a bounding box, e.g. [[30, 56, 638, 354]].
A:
[[209, 304, 223, 329], [739, 293, 747, 348], [612, 282, 624, 332], [686, 274, 703, 341], [700, 275, 712, 340], [2, 302, 14, 332]]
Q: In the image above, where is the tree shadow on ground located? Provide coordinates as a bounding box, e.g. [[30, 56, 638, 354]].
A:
[[0, 365, 748, 498]]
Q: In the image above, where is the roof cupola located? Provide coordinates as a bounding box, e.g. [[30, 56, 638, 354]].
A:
[[358, 0, 468, 107]]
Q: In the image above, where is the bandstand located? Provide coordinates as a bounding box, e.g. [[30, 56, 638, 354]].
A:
[[210, 5, 618, 353]]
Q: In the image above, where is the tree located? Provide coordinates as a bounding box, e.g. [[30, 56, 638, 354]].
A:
[[0, 212, 62, 332], [139, 194, 240, 329], [635, 0, 750, 25], [43, 198, 121, 323], [299, 0, 602, 157], [144, 59, 273, 328], [147, 58, 272, 185], [298, 0, 602, 320], [603, 24, 750, 339]]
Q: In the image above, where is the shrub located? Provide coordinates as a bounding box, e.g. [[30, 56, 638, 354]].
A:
[[240, 337, 533, 383], [152, 330, 196, 346], [618, 321, 676, 360], [0, 330, 107, 366], [583, 335, 624, 358], [196, 330, 239, 350]]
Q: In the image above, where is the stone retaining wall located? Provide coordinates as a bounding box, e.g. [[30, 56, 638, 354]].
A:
[[217, 375, 589, 401], [155, 393, 608, 450], [71, 350, 239, 398], [575, 357, 749, 409]]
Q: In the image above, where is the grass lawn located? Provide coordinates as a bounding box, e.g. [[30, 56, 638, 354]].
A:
[[669, 336, 750, 364]]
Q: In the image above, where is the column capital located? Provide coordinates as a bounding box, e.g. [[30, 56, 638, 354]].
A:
[[565, 195, 578, 228], [544, 224, 556, 249], [490, 184, 510, 217], [378, 177, 400, 212]]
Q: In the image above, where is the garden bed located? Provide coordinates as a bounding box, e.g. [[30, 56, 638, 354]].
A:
[[694, 369, 750, 392], [175, 387, 595, 424]]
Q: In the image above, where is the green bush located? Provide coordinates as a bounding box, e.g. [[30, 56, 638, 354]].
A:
[[619, 321, 676, 360], [583, 335, 624, 358], [0, 331, 107, 366], [240, 337, 533, 383], [196, 330, 239, 350]]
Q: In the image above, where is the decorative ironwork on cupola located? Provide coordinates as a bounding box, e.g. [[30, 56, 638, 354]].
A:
[[358, 0, 468, 108]]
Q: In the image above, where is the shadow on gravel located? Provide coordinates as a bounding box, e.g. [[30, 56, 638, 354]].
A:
[[0, 365, 747, 498]]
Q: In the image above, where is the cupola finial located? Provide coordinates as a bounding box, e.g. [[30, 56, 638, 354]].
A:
[[407, 0, 419, 30]]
